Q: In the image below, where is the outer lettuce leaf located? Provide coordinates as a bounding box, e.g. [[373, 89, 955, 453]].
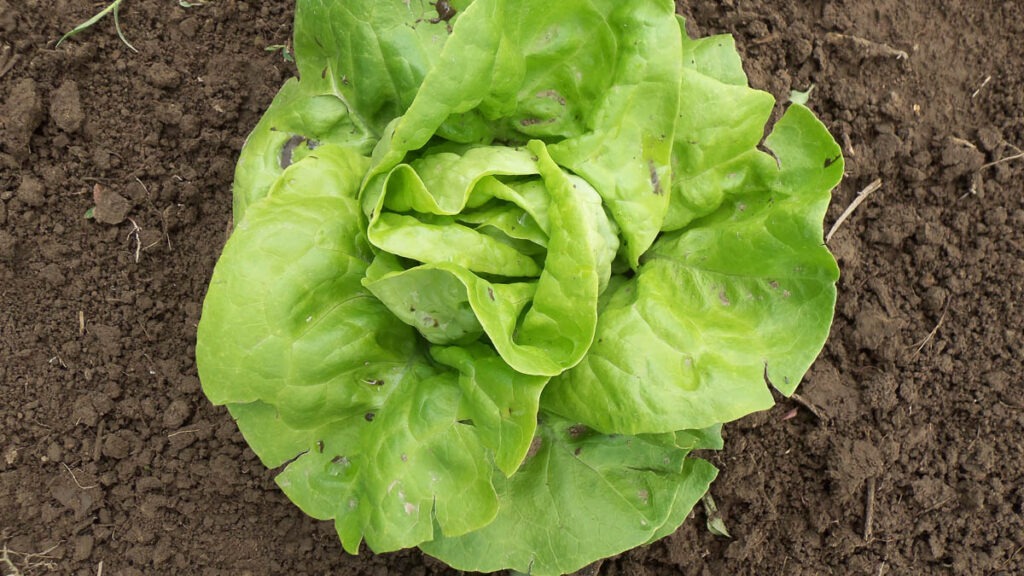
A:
[[198, 146, 545, 553], [232, 78, 376, 223], [234, 0, 470, 222], [274, 367, 499, 553], [293, 0, 459, 136], [201, 146, 385, 416], [432, 344, 548, 476], [542, 105, 843, 434], [421, 414, 718, 576], [233, 0, 468, 223], [665, 23, 777, 231]]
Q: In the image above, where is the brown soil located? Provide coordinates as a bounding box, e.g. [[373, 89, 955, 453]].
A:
[[2, 0, 1022, 574]]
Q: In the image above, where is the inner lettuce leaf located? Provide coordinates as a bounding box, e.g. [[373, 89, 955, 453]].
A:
[[360, 0, 680, 265], [196, 1, 844, 574], [364, 140, 618, 376]]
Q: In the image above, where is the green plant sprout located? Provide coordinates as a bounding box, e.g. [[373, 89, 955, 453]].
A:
[[264, 44, 294, 63], [56, 0, 137, 53]]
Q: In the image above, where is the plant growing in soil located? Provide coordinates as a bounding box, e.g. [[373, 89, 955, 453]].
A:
[[55, 0, 137, 53], [196, 1, 843, 574]]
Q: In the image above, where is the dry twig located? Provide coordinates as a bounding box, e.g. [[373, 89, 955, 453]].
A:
[[981, 151, 1024, 170], [826, 178, 883, 243], [93, 419, 105, 462], [126, 218, 142, 263], [0, 543, 61, 575], [916, 495, 955, 517], [825, 33, 909, 60], [62, 462, 98, 490], [0, 45, 19, 80], [789, 393, 829, 421], [863, 477, 877, 540], [912, 304, 949, 356], [1, 546, 22, 576], [971, 75, 992, 99]]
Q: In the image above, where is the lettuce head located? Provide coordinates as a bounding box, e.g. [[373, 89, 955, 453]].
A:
[[196, 1, 843, 574]]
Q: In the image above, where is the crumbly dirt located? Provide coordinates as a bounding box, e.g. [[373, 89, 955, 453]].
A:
[[2, 1, 1022, 575]]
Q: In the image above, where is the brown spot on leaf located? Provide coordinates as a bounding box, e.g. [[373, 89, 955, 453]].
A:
[[568, 424, 589, 439], [525, 436, 543, 460], [536, 89, 567, 106], [649, 161, 664, 195], [718, 289, 731, 306]]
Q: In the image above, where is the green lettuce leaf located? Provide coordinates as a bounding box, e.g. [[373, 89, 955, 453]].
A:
[[421, 415, 718, 576], [543, 104, 842, 434], [360, 0, 681, 264], [197, 1, 844, 573], [665, 24, 777, 231], [199, 146, 542, 552], [362, 140, 617, 377], [231, 78, 376, 223], [292, 0, 458, 136]]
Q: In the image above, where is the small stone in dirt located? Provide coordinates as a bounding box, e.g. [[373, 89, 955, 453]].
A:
[[0, 230, 16, 261], [103, 433, 130, 460], [0, 78, 44, 161], [38, 262, 64, 286], [163, 399, 192, 429], [910, 476, 954, 508], [72, 397, 99, 427], [124, 178, 149, 204], [975, 126, 1004, 152], [873, 132, 903, 166], [852, 303, 898, 351], [145, 62, 182, 90], [45, 441, 63, 463], [72, 534, 95, 561], [830, 438, 884, 497], [50, 80, 85, 133], [0, 0, 18, 33], [3, 445, 17, 466], [92, 184, 132, 225], [154, 102, 184, 125], [940, 137, 985, 180], [16, 175, 45, 207], [0, 200, 6, 225]]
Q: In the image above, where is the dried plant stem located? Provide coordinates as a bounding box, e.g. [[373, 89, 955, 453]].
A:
[[826, 178, 883, 243], [863, 477, 877, 540], [981, 151, 1024, 169]]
